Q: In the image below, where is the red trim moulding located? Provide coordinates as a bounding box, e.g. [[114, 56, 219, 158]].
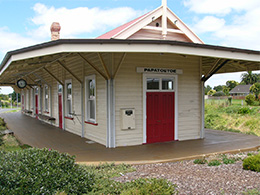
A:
[[65, 116, 74, 120], [84, 121, 98, 126]]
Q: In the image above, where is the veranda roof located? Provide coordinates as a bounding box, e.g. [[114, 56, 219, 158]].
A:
[[0, 39, 259, 90]]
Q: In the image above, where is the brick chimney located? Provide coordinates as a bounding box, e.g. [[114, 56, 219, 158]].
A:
[[50, 22, 61, 41]]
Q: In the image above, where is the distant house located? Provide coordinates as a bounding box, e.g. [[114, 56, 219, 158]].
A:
[[229, 85, 252, 99]]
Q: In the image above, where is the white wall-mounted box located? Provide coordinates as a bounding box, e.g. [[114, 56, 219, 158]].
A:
[[120, 108, 135, 130]]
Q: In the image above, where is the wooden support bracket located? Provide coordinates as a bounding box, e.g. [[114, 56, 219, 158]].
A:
[[43, 67, 64, 86], [98, 53, 111, 79], [203, 58, 221, 79], [113, 53, 127, 79], [78, 53, 108, 80], [57, 60, 82, 84]]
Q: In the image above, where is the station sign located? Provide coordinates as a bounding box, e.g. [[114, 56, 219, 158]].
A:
[[137, 67, 183, 74]]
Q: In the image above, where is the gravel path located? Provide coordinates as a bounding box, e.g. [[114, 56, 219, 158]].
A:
[[114, 152, 260, 194]]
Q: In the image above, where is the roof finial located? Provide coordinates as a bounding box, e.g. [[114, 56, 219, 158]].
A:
[[162, 0, 167, 7], [162, 0, 167, 39]]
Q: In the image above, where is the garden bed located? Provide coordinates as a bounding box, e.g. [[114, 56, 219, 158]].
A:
[[114, 151, 260, 194]]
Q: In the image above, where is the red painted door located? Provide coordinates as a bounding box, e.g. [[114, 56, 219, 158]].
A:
[[35, 95, 38, 119], [58, 94, 63, 129], [146, 92, 174, 144]]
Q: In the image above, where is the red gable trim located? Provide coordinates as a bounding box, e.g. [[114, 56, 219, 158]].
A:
[[96, 12, 150, 39]]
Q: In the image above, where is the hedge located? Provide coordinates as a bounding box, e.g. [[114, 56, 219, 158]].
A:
[[0, 148, 95, 194]]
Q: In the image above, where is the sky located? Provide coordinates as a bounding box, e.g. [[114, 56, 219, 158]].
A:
[[0, 0, 259, 94]]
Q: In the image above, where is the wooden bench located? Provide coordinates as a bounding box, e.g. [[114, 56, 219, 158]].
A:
[[36, 114, 56, 121], [23, 109, 33, 114]]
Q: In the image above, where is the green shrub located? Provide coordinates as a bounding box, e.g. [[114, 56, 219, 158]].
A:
[[223, 106, 241, 114], [208, 160, 221, 166], [120, 178, 178, 195], [0, 118, 6, 127], [223, 106, 253, 115], [245, 94, 256, 106], [243, 153, 260, 172], [213, 91, 225, 96], [243, 188, 260, 195], [0, 148, 95, 194], [222, 157, 236, 164], [204, 113, 221, 128], [0, 135, 3, 146], [85, 163, 135, 179], [193, 158, 207, 164], [0, 117, 7, 131], [238, 107, 252, 114], [89, 178, 178, 195]]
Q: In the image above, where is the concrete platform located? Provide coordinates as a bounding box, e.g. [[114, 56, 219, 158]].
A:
[[1, 112, 259, 165]]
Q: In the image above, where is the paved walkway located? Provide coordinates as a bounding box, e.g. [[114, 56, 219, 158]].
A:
[[1, 112, 259, 165]]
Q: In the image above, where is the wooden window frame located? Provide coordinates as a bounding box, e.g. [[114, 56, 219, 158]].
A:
[[85, 75, 97, 124], [44, 85, 49, 113], [65, 79, 73, 118]]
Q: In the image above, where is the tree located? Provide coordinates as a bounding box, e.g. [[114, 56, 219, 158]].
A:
[[226, 80, 238, 91], [207, 89, 216, 96], [213, 85, 224, 92], [9, 91, 20, 102], [213, 91, 225, 97], [250, 83, 260, 100], [204, 85, 212, 95], [0, 94, 9, 101], [241, 71, 260, 85], [222, 86, 230, 95]]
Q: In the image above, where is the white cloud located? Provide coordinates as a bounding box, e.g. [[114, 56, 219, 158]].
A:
[[0, 86, 13, 95], [184, 0, 260, 86], [214, 7, 260, 50], [184, 0, 260, 15], [30, 3, 144, 39], [0, 3, 144, 61], [0, 27, 40, 59], [185, 0, 260, 50], [192, 16, 225, 33]]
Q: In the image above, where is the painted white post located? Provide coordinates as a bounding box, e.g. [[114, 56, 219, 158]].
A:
[[81, 83, 84, 138], [16, 92, 18, 108], [201, 81, 205, 139], [162, 0, 167, 39], [106, 79, 116, 148]]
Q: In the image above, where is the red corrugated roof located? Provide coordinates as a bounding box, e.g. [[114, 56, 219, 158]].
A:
[[96, 12, 149, 39]]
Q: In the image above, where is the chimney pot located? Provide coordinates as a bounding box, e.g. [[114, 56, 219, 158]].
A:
[[50, 22, 61, 41]]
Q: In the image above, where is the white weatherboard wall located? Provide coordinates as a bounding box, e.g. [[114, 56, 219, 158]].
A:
[[114, 53, 202, 147], [20, 53, 108, 147], [21, 52, 201, 148], [82, 53, 108, 146]]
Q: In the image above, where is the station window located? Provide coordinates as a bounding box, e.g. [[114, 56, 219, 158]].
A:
[[65, 80, 72, 117], [147, 78, 160, 90], [146, 77, 175, 91], [85, 75, 96, 123]]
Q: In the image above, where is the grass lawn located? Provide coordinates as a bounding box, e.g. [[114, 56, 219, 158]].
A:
[[0, 116, 30, 151], [1, 108, 21, 113], [205, 99, 260, 136]]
